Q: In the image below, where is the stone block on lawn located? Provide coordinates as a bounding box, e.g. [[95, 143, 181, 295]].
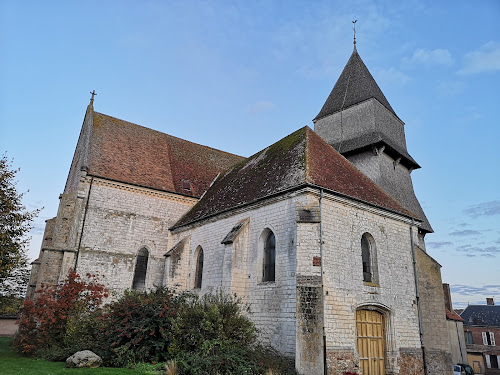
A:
[[66, 350, 103, 368]]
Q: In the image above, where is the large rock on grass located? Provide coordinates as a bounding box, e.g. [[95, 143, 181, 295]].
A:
[[66, 350, 103, 368]]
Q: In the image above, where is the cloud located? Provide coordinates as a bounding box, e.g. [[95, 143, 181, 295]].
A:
[[450, 284, 500, 308], [426, 241, 453, 249], [456, 244, 500, 257], [458, 41, 500, 75], [402, 48, 454, 67], [374, 67, 410, 87], [435, 80, 465, 97], [464, 200, 500, 218], [449, 230, 481, 236], [247, 101, 275, 114]]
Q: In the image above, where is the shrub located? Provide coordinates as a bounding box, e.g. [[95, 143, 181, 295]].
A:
[[101, 287, 177, 366], [170, 291, 257, 356], [13, 271, 108, 356]]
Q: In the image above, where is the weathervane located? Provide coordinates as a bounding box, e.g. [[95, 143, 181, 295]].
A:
[[90, 90, 97, 105], [352, 20, 357, 48]]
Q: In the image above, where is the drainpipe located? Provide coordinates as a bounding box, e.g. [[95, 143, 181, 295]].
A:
[[74, 176, 93, 272], [319, 188, 327, 375], [410, 219, 428, 375]]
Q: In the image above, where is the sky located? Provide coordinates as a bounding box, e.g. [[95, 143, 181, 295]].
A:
[[1, 0, 499, 309]]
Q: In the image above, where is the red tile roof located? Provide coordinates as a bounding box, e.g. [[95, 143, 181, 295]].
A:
[[173, 126, 417, 228], [446, 308, 464, 322], [88, 112, 244, 197]]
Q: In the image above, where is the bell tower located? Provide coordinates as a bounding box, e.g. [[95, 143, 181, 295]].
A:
[[313, 46, 432, 235]]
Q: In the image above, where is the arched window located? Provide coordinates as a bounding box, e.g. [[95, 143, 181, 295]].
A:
[[361, 233, 378, 284], [194, 247, 204, 289], [132, 248, 149, 290], [263, 231, 276, 282]]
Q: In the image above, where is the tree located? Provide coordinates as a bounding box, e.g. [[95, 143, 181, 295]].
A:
[[0, 154, 40, 281]]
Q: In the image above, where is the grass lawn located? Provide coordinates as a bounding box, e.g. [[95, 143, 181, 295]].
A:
[[0, 337, 159, 375]]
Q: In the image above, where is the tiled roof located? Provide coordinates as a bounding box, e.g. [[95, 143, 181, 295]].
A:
[[173, 126, 417, 229], [446, 308, 464, 322], [460, 305, 500, 327], [88, 112, 244, 197], [314, 48, 397, 121]]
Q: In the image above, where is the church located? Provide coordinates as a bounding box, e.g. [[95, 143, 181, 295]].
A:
[[28, 44, 453, 374]]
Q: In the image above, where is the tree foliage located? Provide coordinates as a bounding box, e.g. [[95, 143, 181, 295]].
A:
[[0, 154, 40, 281]]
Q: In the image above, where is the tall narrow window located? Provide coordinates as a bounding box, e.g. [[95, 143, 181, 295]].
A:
[[263, 231, 276, 282], [132, 248, 148, 290], [361, 233, 378, 284], [195, 247, 204, 289]]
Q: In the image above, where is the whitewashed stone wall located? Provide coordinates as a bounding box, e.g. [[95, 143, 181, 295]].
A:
[[76, 178, 196, 295], [168, 192, 300, 357]]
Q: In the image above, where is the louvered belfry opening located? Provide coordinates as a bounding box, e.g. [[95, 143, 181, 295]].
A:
[[132, 248, 149, 290]]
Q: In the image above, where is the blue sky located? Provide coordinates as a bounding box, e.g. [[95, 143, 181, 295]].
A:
[[1, 0, 499, 308]]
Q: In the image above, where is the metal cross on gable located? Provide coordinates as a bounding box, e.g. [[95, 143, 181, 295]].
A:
[[90, 90, 97, 104]]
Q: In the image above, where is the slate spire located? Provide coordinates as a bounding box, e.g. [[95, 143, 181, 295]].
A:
[[314, 49, 397, 121]]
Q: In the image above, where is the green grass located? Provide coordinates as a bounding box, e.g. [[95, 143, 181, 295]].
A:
[[0, 337, 159, 375]]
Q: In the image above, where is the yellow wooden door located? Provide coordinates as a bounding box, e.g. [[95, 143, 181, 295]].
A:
[[356, 310, 385, 375]]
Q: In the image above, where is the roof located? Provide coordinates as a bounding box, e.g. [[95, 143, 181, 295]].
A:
[[333, 132, 420, 170], [172, 126, 417, 229], [85, 111, 244, 197], [446, 308, 464, 322], [460, 305, 500, 327], [314, 48, 398, 121]]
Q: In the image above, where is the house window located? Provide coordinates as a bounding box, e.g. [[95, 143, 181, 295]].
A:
[[486, 354, 500, 369], [361, 233, 378, 284], [263, 231, 276, 282], [194, 247, 204, 289], [482, 331, 496, 346], [465, 331, 473, 344], [132, 248, 148, 290]]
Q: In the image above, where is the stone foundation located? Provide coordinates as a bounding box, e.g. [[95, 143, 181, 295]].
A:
[[398, 348, 424, 375], [326, 349, 359, 375], [424, 348, 452, 375]]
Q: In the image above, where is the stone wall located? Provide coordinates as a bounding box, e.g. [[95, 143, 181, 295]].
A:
[[415, 247, 453, 375], [76, 178, 196, 294], [319, 192, 423, 374], [169, 192, 300, 357]]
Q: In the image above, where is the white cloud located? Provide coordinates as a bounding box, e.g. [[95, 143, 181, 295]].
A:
[[459, 41, 500, 75], [435, 80, 465, 97], [374, 67, 410, 86], [402, 48, 454, 67], [248, 101, 275, 114]]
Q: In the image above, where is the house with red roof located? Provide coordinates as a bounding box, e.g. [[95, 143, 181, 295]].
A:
[[28, 43, 452, 374]]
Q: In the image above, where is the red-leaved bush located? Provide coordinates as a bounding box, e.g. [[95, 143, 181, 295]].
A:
[[14, 271, 108, 356]]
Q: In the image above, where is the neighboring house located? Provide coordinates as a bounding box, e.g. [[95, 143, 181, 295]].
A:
[[460, 298, 500, 374], [28, 43, 452, 374], [443, 283, 468, 365]]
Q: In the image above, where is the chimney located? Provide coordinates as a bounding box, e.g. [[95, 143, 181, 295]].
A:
[[486, 298, 494, 306], [443, 283, 453, 311]]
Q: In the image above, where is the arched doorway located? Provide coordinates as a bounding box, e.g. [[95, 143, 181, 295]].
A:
[[356, 309, 385, 375]]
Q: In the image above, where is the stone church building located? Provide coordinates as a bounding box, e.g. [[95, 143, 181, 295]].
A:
[[28, 46, 452, 374]]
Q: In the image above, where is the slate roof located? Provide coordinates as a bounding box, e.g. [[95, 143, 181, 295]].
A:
[[460, 305, 500, 327], [314, 48, 398, 121], [86, 111, 244, 197], [172, 126, 417, 229], [332, 132, 420, 170]]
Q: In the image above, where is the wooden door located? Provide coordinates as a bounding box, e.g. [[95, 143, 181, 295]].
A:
[[356, 309, 385, 375]]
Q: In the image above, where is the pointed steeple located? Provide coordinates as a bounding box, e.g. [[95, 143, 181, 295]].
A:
[[314, 49, 397, 121], [313, 47, 433, 233]]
